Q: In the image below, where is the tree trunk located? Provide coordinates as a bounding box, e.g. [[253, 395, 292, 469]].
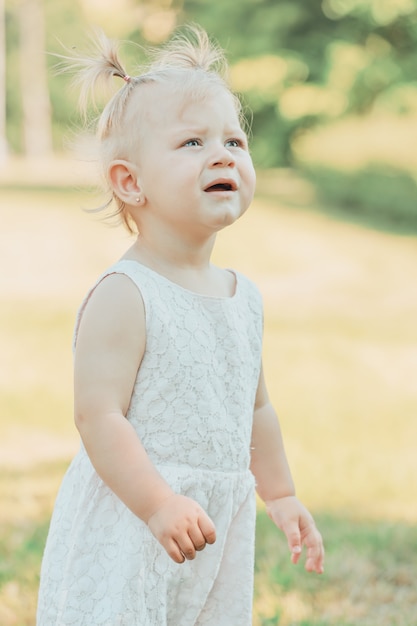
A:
[[18, 0, 53, 157], [0, 0, 7, 162]]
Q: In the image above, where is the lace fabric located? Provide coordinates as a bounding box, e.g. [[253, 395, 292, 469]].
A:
[[37, 260, 263, 625]]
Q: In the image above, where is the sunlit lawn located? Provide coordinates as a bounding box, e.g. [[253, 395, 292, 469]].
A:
[[1, 175, 416, 625]]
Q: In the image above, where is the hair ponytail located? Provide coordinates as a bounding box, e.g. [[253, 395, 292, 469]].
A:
[[149, 25, 227, 77], [54, 28, 135, 121]]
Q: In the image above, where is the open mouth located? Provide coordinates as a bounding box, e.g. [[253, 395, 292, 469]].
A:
[[204, 180, 237, 192]]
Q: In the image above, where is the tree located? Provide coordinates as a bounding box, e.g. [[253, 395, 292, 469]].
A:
[[18, 0, 52, 157], [0, 0, 7, 161], [177, 0, 417, 167]]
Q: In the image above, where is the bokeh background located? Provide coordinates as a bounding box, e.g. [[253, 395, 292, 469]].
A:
[[1, 1, 417, 624]]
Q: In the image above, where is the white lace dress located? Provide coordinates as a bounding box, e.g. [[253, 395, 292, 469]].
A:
[[37, 260, 263, 626]]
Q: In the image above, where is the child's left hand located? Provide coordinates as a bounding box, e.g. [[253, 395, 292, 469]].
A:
[[265, 495, 324, 574]]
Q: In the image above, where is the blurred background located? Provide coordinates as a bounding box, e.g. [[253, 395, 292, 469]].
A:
[[1, 0, 417, 624], [2, 0, 417, 229]]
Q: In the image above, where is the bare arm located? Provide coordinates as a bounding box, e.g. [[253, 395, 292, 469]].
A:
[[250, 365, 324, 574], [250, 367, 295, 501], [73, 274, 215, 562]]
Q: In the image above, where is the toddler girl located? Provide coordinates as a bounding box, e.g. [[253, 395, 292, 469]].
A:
[[37, 26, 324, 626]]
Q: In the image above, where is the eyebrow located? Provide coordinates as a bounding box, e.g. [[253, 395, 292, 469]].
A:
[[172, 126, 247, 138]]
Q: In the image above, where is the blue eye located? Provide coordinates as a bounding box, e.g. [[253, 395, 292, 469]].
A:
[[225, 138, 244, 148], [184, 139, 201, 147]]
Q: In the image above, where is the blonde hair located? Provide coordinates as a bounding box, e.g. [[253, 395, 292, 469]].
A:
[[58, 26, 246, 232]]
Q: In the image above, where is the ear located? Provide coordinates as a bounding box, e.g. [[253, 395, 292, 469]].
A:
[[108, 160, 145, 206]]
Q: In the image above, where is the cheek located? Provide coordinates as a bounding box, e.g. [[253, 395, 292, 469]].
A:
[[243, 161, 256, 198], [249, 166, 257, 192], [166, 158, 198, 183], [241, 154, 256, 183]]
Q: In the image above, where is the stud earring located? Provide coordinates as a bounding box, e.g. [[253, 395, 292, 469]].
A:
[[135, 197, 140, 203]]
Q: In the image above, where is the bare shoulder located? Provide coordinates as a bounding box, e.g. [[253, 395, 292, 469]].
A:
[[74, 272, 146, 418], [85, 272, 143, 309], [77, 272, 146, 347]]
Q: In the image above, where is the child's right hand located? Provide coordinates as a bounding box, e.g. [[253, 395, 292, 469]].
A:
[[147, 494, 217, 563]]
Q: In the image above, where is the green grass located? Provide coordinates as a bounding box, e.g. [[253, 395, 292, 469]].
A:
[[1, 181, 416, 625], [254, 512, 417, 626], [0, 462, 67, 625]]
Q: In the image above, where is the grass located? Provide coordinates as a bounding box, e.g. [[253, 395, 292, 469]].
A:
[[1, 177, 416, 625], [254, 512, 417, 626]]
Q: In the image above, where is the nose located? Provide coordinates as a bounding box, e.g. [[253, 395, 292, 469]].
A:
[[209, 143, 236, 168]]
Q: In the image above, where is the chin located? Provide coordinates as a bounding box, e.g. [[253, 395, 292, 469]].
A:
[[210, 214, 238, 232], [214, 205, 245, 228]]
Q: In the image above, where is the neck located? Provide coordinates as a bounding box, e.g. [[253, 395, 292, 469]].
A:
[[123, 232, 234, 298], [127, 232, 217, 273]]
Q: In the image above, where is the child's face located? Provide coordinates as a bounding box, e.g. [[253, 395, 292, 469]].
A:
[[131, 82, 256, 239]]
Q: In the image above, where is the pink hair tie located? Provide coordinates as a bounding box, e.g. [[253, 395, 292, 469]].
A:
[[122, 74, 131, 83]]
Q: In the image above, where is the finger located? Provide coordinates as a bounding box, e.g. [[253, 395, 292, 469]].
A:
[[306, 552, 324, 573], [281, 521, 302, 558], [290, 545, 302, 564], [188, 525, 207, 552], [305, 543, 325, 574], [198, 514, 216, 545], [177, 534, 198, 561], [304, 530, 325, 573], [165, 539, 186, 564]]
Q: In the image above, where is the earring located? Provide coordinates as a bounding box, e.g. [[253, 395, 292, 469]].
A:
[[135, 197, 140, 203]]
